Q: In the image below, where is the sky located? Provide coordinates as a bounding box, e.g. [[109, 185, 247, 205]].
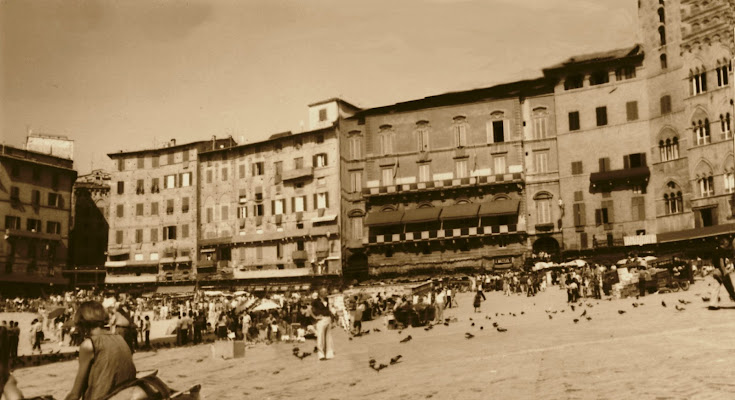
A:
[[0, 0, 638, 175]]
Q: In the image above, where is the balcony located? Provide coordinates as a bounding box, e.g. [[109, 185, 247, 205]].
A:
[[364, 223, 526, 245], [233, 268, 312, 279], [292, 250, 309, 261], [104, 274, 157, 284], [6, 229, 62, 242], [282, 167, 314, 182], [362, 172, 524, 198], [589, 166, 649, 193]]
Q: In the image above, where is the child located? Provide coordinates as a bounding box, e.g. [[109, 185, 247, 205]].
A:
[[473, 291, 483, 313]]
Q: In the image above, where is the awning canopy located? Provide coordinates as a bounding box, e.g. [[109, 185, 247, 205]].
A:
[[312, 215, 338, 223], [657, 223, 735, 243], [156, 285, 195, 294], [590, 166, 650, 184], [441, 203, 480, 220], [402, 207, 441, 224], [364, 210, 404, 226], [107, 248, 130, 256], [175, 256, 192, 263], [0, 273, 69, 285], [478, 200, 520, 217]]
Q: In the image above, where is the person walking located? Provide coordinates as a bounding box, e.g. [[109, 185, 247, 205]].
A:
[[446, 287, 453, 309], [638, 267, 649, 297], [110, 303, 136, 353], [434, 289, 445, 323], [241, 312, 251, 342], [143, 316, 151, 348], [473, 291, 483, 313], [30, 319, 44, 354], [312, 288, 335, 360]]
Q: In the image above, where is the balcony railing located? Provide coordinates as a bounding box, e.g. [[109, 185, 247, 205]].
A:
[[282, 167, 314, 182], [292, 250, 309, 261], [589, 166, 649, 192], [362, 172, 523, 197], [364, 224, 525, 245]]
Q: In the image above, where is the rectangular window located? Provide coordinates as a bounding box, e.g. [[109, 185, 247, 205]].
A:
[[494, 155, 506, 175], [206, 170, 213, 183], [598, 157, 611, 172], [116, 204, 124, 218], [273, 199, 285, 215], [274, 161, 283, 179], [221, 168, 228, 181], [252, 162, 265, 176], [135, 179, 144, 194], [167, 152, 175, 165], [276, 242, 284, 259], [700, 176, 715, 197], [624, 153, 646, 168], [117, 181, 124, 195], [116, 230, 123, 245], [418, 128, 430, 151], [117, 159, 125, 172], [293, 196, 306, 213], [150, 228, 158, 242], [590, 70, 609, 85], [237, 206, 247, 219], [595, 208, 609, 226], [319, 108, 328, 121], [533, 115, 547, 139], [536, 199, 552, 224], [571, 161, 583, 175], [46, 221, 61, 235], [151, 178, 159, 193], [454, 125, 467, 147], [182, 150, 189, 162], [254, 204, 264, 217], [10, 186, 19, 202], [418, 164, 431, 182], [256, 246, 263, 261], [182, 197, 190, 213], [152, 156, 159, 168], [455, 159, 468, 178], [580, 232, 588, 249], [534, 151, 549, 173], [294, 157, 304, 170], [164, 174, 176, 189], [568, 111, 580, 131], [350, 171, 362, 193], [167, 199, 174, 215], [182, 224, 189, 239], [239, 164, 246, 178], [31, 190, 40, 206], [596, 106, 608, 126], [135, 229, 143, 244], [49, 193, 62, 208], [380, 133, 394, 155], [151, 202, 159, 216], [26, 218, 41, 232], [574, 191, 584, 202], [137, 157, 144, 169], [314, 153, 328, 168], [382, 167, 394, 186], [349, 137, 361, 160], [631, 197, 646, 221], [564, 75, 584, 90], [4, 216, 21, 230], [181, 172, 191, 187], [136, 203, 144, 216], [658, 95, 672, 115], [492, 120, 505, 143], [163, 226, 177, 240], [316, 192, 329, 209], [615, 66, 636, 80], [206, 207, 213, 223], [626, 101, 639, 121]]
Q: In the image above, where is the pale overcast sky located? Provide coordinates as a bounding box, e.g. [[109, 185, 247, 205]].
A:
[[0, 0, 638, 174]]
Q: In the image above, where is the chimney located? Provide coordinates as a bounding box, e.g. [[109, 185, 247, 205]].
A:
[[170, 138, 176, 147], [212, 135, 216, 150]]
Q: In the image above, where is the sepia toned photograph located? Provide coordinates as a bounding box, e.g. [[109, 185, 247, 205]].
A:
[[1, 0, 735, 399]]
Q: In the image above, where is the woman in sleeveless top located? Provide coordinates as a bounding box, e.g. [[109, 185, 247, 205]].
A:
[[65, 301, 136, 400]]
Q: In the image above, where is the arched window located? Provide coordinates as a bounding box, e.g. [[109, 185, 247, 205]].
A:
[[691, 67, 707, 95], [716, 59, 730, 87], [664, 182, 683, 214], [452, 116, 467, 148], [658, 26, 666, 45], [348, 209, 364, 240], [660, 53, 667, 69], [699, 176, 714, 197], [694, 117, 711, 145], [659, 135, 679, 161], [378, 125, 394, 155], [658, 8, 665, 23]]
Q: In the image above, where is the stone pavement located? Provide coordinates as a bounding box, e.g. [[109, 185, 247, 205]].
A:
[[13, 277, 735, 399]]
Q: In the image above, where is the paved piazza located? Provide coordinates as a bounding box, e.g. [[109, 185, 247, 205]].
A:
[[10, 277, 735, 399]]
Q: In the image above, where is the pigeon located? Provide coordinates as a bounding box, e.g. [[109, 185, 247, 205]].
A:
[[465, 332, 475, 339], [390, 355, 403, 365], [314, 346, 318, 353], [443, 322, 449, 326], [374, 328, 381, 332], [571, 305, 575, 311], [618, 310, 626, 314], [298, 352, 311, 360], [521, 311, 525, 315], [480, 326, 484, 330], [549, 315, 553, 320], [398, 330, 402, 335], [400, 335, 413, 343], [675, 305, 686, 311], [661, 301, 667, 307], [469, 317, 473, 321], [636, 295, 640, 300], [424, 325, 433, 331], [678, 299, 691, 305], [580, 310, 587, 317], [511, 313, 516, 317], [497, 327, 508, 332], [573, 319, 579, 324], [632, 303, 638, 308], [369, 358, 376, 367], [702, 297, 710, 302], [492, 322, 499, 327], [376, 363, 389, 372], [471, 322, 475, 327], [561, 310, 565, 313], [586, 316, 592, 321]]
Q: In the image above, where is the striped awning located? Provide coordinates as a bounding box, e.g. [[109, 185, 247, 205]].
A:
[[402, 207, 441, 224], [441, 203, 480, 220], [478, 200, 520, 217], [364, 210, 404, 226]]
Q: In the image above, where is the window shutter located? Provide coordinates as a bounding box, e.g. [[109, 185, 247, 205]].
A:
[[314, 193, 318, 209], [605, 200, 614, 223], [580, 232, 588, 249], [640, 152, 647, 167], [486, 121, 493, 143], [312, 155, 317, 168], [623, 155, 630, 169], [702, 73, 707, 91], [271, 200, 275, 215], [574, 191, 583, 202], [598, 158, 605, 172], [579, 203, 586, 226], [595, 209, 602, 226], [503, 119, 510, 141], [325, 192, 329, 208], [292, 197, 296, 213], [324, 154, 328, 166]]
